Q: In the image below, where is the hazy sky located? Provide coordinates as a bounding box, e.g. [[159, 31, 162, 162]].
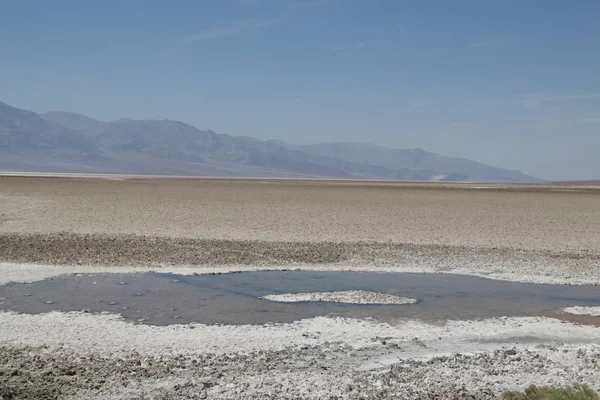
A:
[[1, 0, 599, 180]]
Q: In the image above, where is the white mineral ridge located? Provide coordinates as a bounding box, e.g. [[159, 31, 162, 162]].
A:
[[263, 290, 418, 305], [563, 306, 600, 317]]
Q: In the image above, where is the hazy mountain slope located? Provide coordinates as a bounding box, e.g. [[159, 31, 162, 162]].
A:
[[298, 142, 537, 182], [0, 101, 542, 182], [95, 120, 357, 177], [0, 102, 99, 157], [97, 119, 218, 162], [41, 111, 106, 137]]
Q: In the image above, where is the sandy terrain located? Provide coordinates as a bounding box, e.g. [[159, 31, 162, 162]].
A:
[[1, 176, 600, 399]]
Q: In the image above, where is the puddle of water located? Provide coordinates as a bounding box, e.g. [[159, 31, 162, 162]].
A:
[[1, 271, 600, 326]]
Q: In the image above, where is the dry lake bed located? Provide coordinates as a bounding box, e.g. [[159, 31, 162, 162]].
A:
[[1, 176, 600, 399]]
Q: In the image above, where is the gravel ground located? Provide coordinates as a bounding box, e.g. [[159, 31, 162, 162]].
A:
[[1, 177, 600, 399], [1, 233, 599, 285]]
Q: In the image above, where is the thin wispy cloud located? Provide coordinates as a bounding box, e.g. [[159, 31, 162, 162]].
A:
[[183, 18, 281, 43], [469, 41, 490, 48], [95, 42, 131, 58], [332, 41, 366, 51], [573, 112, 600, 125], [289, 0, 330, 8], [530, 113, 600, 132], [515, 93, 600, 109], [408, 98, 438, 108], [181, 1, 328, 45], [332, 39, 391, 52]]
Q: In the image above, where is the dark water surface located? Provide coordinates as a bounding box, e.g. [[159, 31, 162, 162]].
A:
[[1, 271, 599, 325]]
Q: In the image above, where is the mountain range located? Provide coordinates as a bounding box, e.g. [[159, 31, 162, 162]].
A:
[[0, 101, 540, 182]]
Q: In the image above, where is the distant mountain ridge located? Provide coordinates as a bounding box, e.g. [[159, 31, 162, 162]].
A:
[[0, 101, 541, 182], [296, 142, 530, 182]]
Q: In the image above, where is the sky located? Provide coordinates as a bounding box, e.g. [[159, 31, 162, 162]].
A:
[[1, 0, 599, 180]]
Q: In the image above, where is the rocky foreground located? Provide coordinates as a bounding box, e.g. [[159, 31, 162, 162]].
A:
[[1, 304, 600, 399], [2, 341, 600, 399]]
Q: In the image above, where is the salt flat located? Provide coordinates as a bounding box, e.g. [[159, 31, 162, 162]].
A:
[[1, 176, 599, 251], [1, 176, 600, 399]]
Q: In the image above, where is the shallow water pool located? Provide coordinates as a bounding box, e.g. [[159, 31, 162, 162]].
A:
[[1, 271, 599, 325]]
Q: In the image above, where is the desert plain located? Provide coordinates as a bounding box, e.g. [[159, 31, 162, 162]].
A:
[[1, 175, 600, 399]]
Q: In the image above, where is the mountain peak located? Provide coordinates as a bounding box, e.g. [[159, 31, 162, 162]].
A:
[[0, 100, 542, 182], [41, 111, 105, 137]]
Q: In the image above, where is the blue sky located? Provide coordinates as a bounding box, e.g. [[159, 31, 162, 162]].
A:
[[1, 0, 599, 180]]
